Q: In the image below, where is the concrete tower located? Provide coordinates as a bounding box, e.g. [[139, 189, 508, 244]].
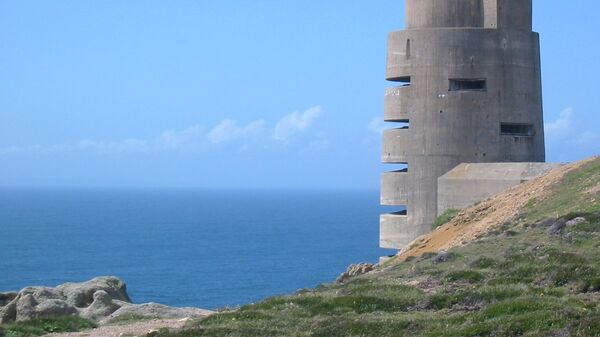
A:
[[380, 0, 545, 249]]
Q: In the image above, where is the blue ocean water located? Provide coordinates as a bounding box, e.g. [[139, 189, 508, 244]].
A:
[[0, 189, 393, 310]]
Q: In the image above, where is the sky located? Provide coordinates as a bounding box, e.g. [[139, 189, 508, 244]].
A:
[[0, 1, 598, 189]]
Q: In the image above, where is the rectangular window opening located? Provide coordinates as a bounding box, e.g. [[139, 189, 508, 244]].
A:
[[449, 78, 487, 92], [500, 123, 534, 137], [390, 76, 411, 87]]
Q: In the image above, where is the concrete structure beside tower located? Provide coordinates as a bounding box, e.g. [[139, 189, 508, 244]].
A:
[[380, 0, 546, 249], [437, 162, 561, 215]]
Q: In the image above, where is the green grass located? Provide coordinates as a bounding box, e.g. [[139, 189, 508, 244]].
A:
[[521, 158, 600, 222], [0, 316, 96, 337], [147, 158, 600, 336], [433, 208, 460, 229], [5, 161, 597, 337]]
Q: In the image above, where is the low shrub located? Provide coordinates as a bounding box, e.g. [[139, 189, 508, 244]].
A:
[[433, 209, 460, 229], [445, 270, 485, 283]]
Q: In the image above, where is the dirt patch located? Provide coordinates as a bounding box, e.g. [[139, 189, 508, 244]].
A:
[[397, 158, 597, 261], [586, 183, 600, 195], [41, 318, 202, 337]]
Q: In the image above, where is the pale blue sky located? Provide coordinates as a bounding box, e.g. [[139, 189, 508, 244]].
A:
[[0, 1, 598, 189]]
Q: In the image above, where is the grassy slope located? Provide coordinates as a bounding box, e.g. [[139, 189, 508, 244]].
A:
[[160, 157, 600, 337], [0, 317, 96, 337]]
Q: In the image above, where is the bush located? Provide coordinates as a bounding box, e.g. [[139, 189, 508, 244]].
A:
[[433, 209, 460, 229], [445, 270, 485, 284], [469, 257, 497, 269]]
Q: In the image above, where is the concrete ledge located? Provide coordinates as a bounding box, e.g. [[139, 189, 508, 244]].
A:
[[382, 128, 410, 163], [384, 86, 412, 122], [381, 171, 409, 205], [438, 162, 562, 214], [380, 212, 412, 249], [386, 29, 540, 82]]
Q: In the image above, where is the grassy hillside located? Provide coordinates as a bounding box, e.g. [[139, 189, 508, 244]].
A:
[[160, 157, 600, 337]]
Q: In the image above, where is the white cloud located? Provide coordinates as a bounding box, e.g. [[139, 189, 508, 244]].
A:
[[207, 119, 266, 144], [0, 144, 72, 155], [78, 139, 148, 154], [544, 107, 599, 162], [0, 106, 326, 156], [545, 107, 574, 141], [154, 125, 205, 151], [367, 117, 386, 135], [273, 106, 323, 141], [0, 146, 20, 155], [544, 107, 598, 144]]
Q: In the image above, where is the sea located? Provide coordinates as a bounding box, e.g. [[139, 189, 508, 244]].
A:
[[0, 189, 394, 310]]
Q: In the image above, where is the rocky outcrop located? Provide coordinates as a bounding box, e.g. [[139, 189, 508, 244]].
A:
[[336, 263, 375, 283], [103, 303, 210, 323], [0, 277, 129, 324], [0, 277, 212, 324]]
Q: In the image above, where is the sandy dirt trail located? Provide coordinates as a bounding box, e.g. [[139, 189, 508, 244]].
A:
[[41, 318, 194, 337]]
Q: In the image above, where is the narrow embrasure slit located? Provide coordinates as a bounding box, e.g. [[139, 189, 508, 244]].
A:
[[500, 123, 535, 137], [449, 78, 487, 91], [390, 76, 411, 87]]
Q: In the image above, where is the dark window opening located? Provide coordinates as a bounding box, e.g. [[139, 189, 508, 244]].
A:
[[405, 39, 411, 60], [500, 123, 534, 137], [449, 78, 487, 91], [390, 76, 411, 87]]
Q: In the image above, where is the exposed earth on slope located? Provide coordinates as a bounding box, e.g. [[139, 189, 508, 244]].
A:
[[398, 157, 599, 260]]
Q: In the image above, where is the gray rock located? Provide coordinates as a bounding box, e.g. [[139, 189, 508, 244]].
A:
[[0, 301, 17, 324], [548, 219, 567, 235], [566, 217, 587, 227], [105, 303, 210, 323], [35, 299, 78, 318], [80, 290, 122, 321], [0, 276, 211, 325], [16, 294, 38, 321], [0, 276, 132, 324], [537, 218, 557, 228], [57, 276, 131, 308], [145, 330, 160, 337], [432, 251, 453, 264], [336, 263, 375, 283]]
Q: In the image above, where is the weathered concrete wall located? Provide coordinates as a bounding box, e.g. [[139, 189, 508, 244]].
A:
[[381, 0, 545, 249], [437, 163, 562, 214]]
